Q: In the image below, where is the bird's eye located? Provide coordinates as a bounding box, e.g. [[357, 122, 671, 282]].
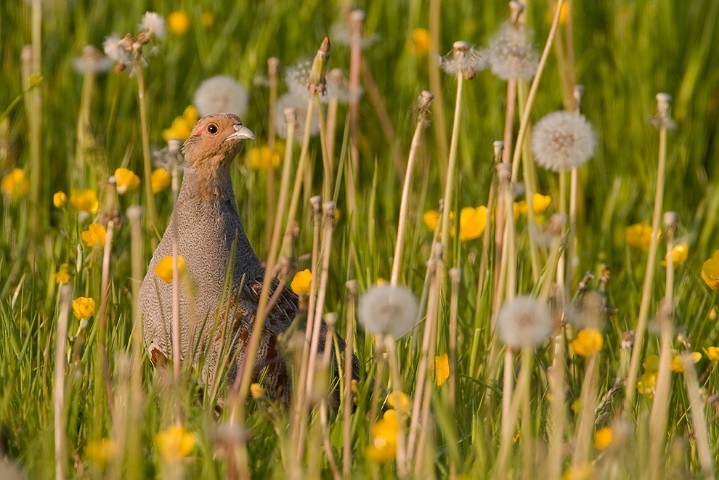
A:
[[207, 124, 218, 134]]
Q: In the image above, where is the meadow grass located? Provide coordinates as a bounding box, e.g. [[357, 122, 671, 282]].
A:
[[1, 0, 719, 478]]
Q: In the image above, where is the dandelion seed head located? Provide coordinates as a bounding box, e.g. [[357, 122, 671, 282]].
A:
[[497, 296, 552, 348], [651, 92, 676, 130], [103, 35, 132, 66], [358, 285, 419, 338], [326, 68, 354, 103], [274, 92, 320, 139], [440, 41, 486, 79], [532, 111, 596, 172], [73, 45, 112, 75], [193, 75, 249, 117], [486, 21, 539, 80], [285, 60, 313, 99], [140, 12, 166, 39]]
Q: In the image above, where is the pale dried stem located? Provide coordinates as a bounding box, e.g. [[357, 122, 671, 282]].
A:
[[98, 220, 116, 421], [570, 355, 599, 467], [390, 116, 427, 286], [342, 281, 357, 477], [682, 354, 715, 478], [439, 73, 464, 261], [407, 253, 442, 460], [625, 124, 668, 410], [136, 67, 158, 231], [54, 285, 72, 480]]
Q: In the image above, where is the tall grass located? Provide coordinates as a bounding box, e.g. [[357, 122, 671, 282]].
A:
[[1, 0, 719, 478]]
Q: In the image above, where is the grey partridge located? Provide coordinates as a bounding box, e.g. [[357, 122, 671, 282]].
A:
[[140, 113, 355, 401]]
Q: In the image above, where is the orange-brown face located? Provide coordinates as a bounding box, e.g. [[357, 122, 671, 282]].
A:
[[181, 113, 254, 169]]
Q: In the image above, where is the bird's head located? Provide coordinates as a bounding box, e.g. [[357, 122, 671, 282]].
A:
[[181, 114, 254, 171]]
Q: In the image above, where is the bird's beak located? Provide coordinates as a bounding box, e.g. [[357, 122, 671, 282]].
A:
[[227, 124, 254, 141]]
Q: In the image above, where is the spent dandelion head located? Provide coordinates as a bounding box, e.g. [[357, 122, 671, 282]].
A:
[[139, 11, 167, 40], [193, 76, 249, 117], [651, 92, 676, 130], [412, 90, 435, 122], [486, 21, 539, 80], [275, 92, 320, 139], [325, 68, 353, 103], [440, 40, 487, 80], [154, 138, 184, 170], [532, 111, 596, 172], [102, 35, 133, 67], [72, 45, 112, 75], [497, 296, 552, 349], [358, 284, 419, 338], [331, 9, 379, 49]]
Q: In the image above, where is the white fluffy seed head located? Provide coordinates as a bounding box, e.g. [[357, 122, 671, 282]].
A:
[[193, 75, 249, 117], [103, 35, 132, 65], [531, 111, 596, 172], [497, 296, 552, 348], [73, 45, 112, 74], [274, 92, 319, 139], [140, 11, 166, 39], [486, 22, 539, 80], [358, 285, 419, 338]]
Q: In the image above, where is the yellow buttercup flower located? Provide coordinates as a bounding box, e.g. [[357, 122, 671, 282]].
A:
[[703, 347, 719, 362], [701, 250, 719, 290], [70, 188, 99, 215], [167, 11, 191, 36], [515, 193, 552, 216], [1, 168, 30, 198], [594, 427, 613, 450], [162, 105, 199, 142], [562, 464, 594, 480], [387, 391, 411, 413], [366, 409, 399, 463], [637, 372, 657, 395], [571, 328, 603, 357], [53, 191, 67, 208], [72, 296, 96, 319], [571, 398, 582, 414], [642, 354, 660, 373], [250, 383, 265, 399], [154, 425, 195, 462], [114, 168, 140, 194], [410, 28, 431, 56], [82, 223, 106, 248], [423, 210, 440, 232], [54, 264, 72, 285], [200, 12, 215, 28], [434, 353, 450, 386], [291, 269, 312, 295], [548, 1, 569, 26], [155, 256, 185, 284], [86, 438, 117, 466], [247, 145, 282, 170], [670, 352, 702, 373], [662, 243, 688, 267], [457, 206, 487, 241], [625, 223, 652, 251], [151, 167, 172, 193]]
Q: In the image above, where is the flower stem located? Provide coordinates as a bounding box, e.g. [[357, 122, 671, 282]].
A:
[[440, 73, 464, 260], [136, 67, 158, 233], [624, 118, 668, 411]]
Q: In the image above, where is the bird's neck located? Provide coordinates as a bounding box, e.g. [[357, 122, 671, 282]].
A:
[[176, 165, 264, 280]]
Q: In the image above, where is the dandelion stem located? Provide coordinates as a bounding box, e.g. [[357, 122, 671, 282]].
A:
[[136, 67, 158, 233], [682, 353, 715, 478], [97, 220, 116, 421], [342, 281, 357, 477], [54, 285, 72, 480], [391, 105, 429, 285], [440, 73, 464, 260], [510, 0, 565, 179], [624, 110, 668, 411], [286, 97, 315, 234], [428, 0, 449, 180], [570, 354, 599, 468]]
